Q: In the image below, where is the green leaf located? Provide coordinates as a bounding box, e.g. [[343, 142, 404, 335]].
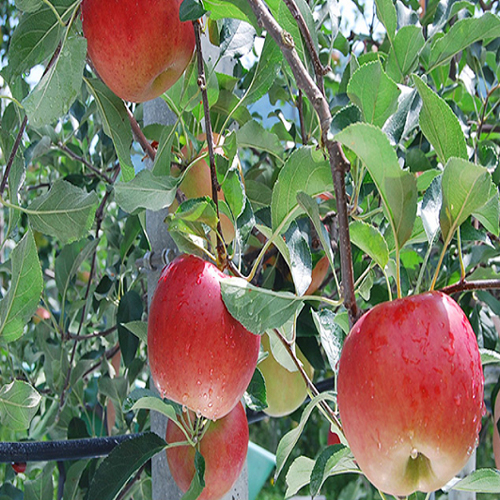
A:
[[88, 432, 166, 500], [235, 121, 283, 161], [335, 123, 417, 249], [85, 78, 134, 181], [311, 309, 345, 374], [481, 348, 500, 366], [55, 238, 99, 299], [329, 104, 363, 136], [0, 380, 41, 430], [176, 197, 219, 230], [182, 450, 206, 500], [24, 464, 54, 500], [310, 445, 358, 497], [63, 460, 89, 500], [117, 291, 143, 367], [271, 147, 333, 233], [23, 34, 86, 128], [440, 158, 493, 242], [451, 469, 500, 493], [284, 221, 312, 296], [374, 0, 397, 41], [220, 278, 304, 335], [28, 179, 99, 244], [7, 0, 73, 78], [473, 189, 499, 237], [122, 321, 148, 344], [243, 34, 283, 105], [114, 170, 179, 214], [427, 13, 500, 71], [349, 220, 389, 269], [179, 0, 207, 21], [386, 26, 425, 82], [413, 74, 467, 165], [285, 456, 315, 498], [0, 229, 43, 342], [296, 192, 335, 277], [15, 0, 42, 12], [203, 0, 259, 29], [347, 60, 400, 127], [243, 367, 268, 412], [275, 391, 336, 479]]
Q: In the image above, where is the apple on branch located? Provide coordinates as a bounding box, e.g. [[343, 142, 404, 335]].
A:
[[148, 254, 260, 420], [337, 291, 484, 496], [81, 0, 195, 102], [258, 332, 314, 417], [166, 402, 249, 500]]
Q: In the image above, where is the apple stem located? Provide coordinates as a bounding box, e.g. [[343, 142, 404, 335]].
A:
[[192, 19, 227, 268]]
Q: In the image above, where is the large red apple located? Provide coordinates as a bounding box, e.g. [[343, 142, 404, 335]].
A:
[[81, 0, 195, 102], [166, 402, 248, 500], [337, 291, 484, 496], [258, 332, 314, 417], [148, 254, 260, 420]]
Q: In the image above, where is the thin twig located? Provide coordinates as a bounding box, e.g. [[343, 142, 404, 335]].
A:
[[68, 325, 118, 341], [440, 279, 500, 295], [297, 90, 308, 144], [0, 115, 27, 196], [116, 464, 147, 500], [126, 106, 156, 161], [247, 0, 359, 325], [58, 142, 114, 184], [81, 343, 121, 380], [192, 19, 226, 266], [282, 0, 329, 95]]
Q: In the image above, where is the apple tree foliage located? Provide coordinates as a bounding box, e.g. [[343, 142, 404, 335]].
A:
[[1, 0, 500, 498]]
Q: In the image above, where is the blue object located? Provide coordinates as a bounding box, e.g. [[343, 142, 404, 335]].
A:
[[247, 441, 276, 500]]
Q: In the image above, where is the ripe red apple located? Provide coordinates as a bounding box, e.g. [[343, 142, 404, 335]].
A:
[[258, 332, 314, 417], [148, 254, 260, 420], [337, 291, 484, 496], [81, 0, 195, 102], [327, 429, 341, 446], [166, 402, 248, 500]]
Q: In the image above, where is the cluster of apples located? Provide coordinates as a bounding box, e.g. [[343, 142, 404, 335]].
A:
[[81, 1, 485, 497]]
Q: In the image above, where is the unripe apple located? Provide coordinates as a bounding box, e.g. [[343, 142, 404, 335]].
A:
[[148, 254, 260, 420], [258, 332, 314, 417], [81, 0, 195, 103], [172, 134, 236, 243], [166, 402, 248, 500], [337, 291, 484, 497]]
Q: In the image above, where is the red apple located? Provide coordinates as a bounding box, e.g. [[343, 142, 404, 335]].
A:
[[327, 429, 341, 446], [148, 254, 260, 420], [493, 391, 500, 469], [337, 291, 484, 496], [258, 332, 314, 417], [11, 462, 26, 474], [81, 0, 195, 103], [166, 402, 248, 500]]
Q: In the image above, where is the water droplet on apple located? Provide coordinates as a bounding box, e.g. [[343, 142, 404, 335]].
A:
[[197, 380, 201, 385], [182, 393, 189, 403], [208, 402, 213, 408], [454, 394, 462, 406], [410, 448, 419, 460], [209, 368, 214, 376]]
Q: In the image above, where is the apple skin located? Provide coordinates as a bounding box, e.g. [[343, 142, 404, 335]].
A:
[[81, 0, 195, 103], [166, 402, 248, 500], [258, 333, 314, 417], [148, 254, 260, 420], [337, 291, 484, 497]]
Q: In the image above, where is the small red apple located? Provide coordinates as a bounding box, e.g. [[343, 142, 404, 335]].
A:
[[258, 332, 314, 417], [11, 462, 26, 474], [81, 0, 195, 102], [337, 291, 484, 496], [327, 429, 341, 446], [166, 402, 248, 500], [148, 254, 260, 420]]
